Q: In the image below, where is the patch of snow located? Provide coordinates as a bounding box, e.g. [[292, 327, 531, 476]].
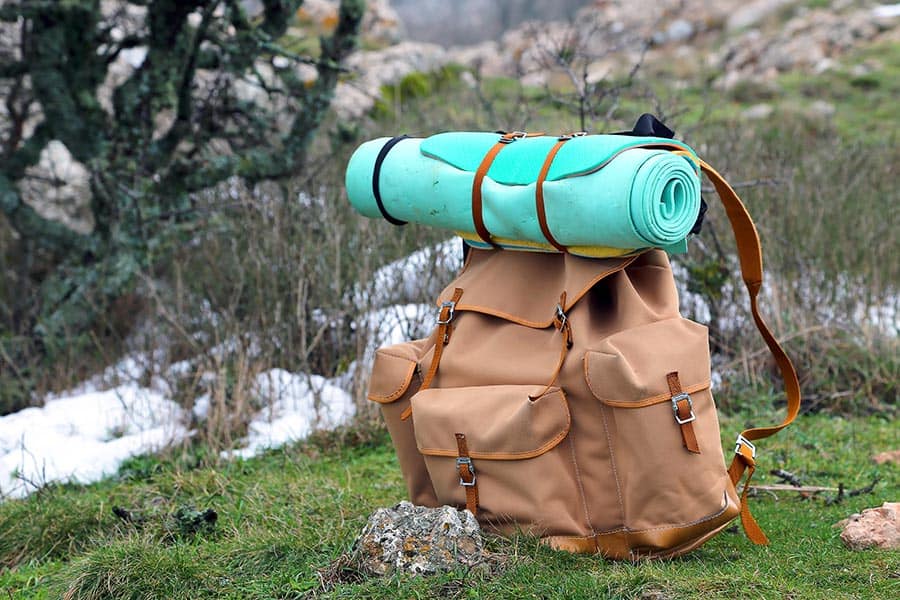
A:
[[0, 385, 186, 499], [227, 369, 356, 459], [120, 46, 147, 69], [873, 4, 900, 19], [352, 238, 463, 307]]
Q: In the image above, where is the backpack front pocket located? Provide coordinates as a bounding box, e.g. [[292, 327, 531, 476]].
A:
[[411, 385, 589, 536], [584, 318, 739, 535]]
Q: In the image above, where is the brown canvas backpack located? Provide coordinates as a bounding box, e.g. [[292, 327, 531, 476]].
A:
[[366, 160, 801, 560]]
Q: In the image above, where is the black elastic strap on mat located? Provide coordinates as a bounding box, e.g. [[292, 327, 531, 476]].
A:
[[627, 113, 676, 139], [372, 135, 410, 226]]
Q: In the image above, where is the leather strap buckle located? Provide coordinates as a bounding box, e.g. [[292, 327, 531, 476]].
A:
[[456, 457, 477, 486], [436, 300, 456, 325], [554, 304, 568, 331], [558, 131, 587, 140], [500, 131, 528, 143], [735, 435, 757, 458], [671, 392, 696, 424]]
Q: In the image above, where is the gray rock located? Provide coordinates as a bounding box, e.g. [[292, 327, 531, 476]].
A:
[[333, 41, 448, 119], [809, 100, 836, 119], [353, 501, 484, 576], [742, 103, 774, 120], [727, 0, 795, 32], [666, 19, 696, 43]]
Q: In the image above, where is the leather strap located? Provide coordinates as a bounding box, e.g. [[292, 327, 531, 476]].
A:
[[699, 159, 802, 545], [535, 138, 573, 252], [455, 433, 479, 515], [531, 293, 573, 399], [400, 287, 464, 421], [372, 135, 409, 226], [666, 372, 700, 454], [471, 132, 542, 247]]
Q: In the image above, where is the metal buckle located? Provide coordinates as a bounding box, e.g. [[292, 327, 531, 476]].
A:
[[456, 457, 477, 486], [500, 131, 528, 143], [554, 304, 567, 330], [558, 131, 587, 140], [436, 300, 455, 325], [671, 392, 696, 424], [734, 435, 757, 458]]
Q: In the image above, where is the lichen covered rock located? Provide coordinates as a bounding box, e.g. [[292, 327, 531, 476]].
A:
[[353, 501, 483, 575]]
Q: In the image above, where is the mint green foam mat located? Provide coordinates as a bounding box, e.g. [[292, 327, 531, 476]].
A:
[[344, 132, 701, 256]]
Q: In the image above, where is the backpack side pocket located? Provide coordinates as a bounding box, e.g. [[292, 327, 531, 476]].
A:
[[368, 341, 438, 506], [584, 318, 739, 553]]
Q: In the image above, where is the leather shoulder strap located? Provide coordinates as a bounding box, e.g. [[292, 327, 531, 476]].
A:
[[699, 159, 802, 544]]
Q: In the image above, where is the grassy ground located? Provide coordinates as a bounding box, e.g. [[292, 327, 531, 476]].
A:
[[1, 409, 896, 599]]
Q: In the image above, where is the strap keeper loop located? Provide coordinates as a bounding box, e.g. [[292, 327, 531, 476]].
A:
[[735, 435, 757, 459]]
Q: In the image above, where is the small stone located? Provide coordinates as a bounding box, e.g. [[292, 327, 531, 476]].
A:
[[872, 450, 900, 465], [666, 19, 695, 44], [809, 100, 836, 118], [742, 103, 774, 120], [726, 0, 794, 32], [814, 58, 836, 74], [836, 502, 900, 551], [352, 501, 484, 576]]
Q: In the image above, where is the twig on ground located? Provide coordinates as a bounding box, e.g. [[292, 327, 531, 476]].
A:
[[848, 477, 880, 497], [771, 468, 803, 487], [747, 483, 839, 493], [826, 483, 846, 505]]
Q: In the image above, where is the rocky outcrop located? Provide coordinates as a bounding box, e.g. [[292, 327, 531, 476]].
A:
[[441, 1, 900, 89], [352, 501, 484, 575], [714, 4, 900, 88], [297, 0, 404, 46], [333, 41, 448, 119], [20, 142, 94, 234]]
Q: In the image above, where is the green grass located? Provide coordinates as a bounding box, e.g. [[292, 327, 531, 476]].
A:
[[1, 412, 897, 599]]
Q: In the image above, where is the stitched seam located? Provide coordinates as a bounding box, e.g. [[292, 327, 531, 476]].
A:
[[589, 380, 712, 407], [565, 256, 645, 311], [434, 259, 640, 326], [599, 403, 626, 529], [624, 490, 730, 533], [377, 349, 420, 361], [417, 391, 571, 459], [367, 360, 417, 403], [567, 430, 595, 536], [418, 423, 570, 459]]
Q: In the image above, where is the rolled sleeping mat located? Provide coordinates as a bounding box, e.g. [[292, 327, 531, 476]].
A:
[[345, 131, 702, 257]]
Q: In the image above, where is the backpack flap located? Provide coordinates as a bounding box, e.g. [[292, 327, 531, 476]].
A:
[[435, 249, 640, 328], [413, 385, 570, 459], [583, 318, 711, 408], [411, 385, 589, 535], [367, 348, 419, 404]]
